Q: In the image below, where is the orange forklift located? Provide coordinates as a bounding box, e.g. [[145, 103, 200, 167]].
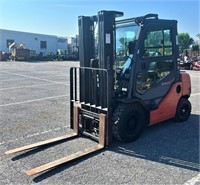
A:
[[5, 10, 191, 176]]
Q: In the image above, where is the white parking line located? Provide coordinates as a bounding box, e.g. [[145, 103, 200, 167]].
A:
[[160, 156, 200, 170], [0, 83, 70, 91], [1, 71, 68, 85], [0, 126, 69, 146], [191, 93, 200, 97], [35, 74, 69, 78], [0, 94, 69, 107], [183, 173, 200, 185], [1, 78, 26, 82], [190, 75, 200, 78]]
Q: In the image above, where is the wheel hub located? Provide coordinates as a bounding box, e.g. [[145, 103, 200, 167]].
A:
[[127, 117, 137, 130]]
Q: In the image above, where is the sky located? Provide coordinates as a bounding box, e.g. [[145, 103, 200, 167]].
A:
[[0, 0, 199, 39]]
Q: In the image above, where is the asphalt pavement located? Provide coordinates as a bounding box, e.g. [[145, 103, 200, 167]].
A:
[[0, 61, 199, 185]]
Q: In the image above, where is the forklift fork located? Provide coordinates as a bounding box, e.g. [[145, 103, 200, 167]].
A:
[[5, 104, 106, 176]]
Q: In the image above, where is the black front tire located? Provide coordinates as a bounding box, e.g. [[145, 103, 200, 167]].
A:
[[112, 104, 146, 142], [175, 98, 191, 122]]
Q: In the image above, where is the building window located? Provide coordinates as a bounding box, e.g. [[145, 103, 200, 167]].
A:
[[57, 38, 66, 43], [40, 41, 47, 49], [6, 39, 15, 48]]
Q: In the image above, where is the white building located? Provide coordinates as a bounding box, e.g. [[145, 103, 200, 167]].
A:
[[0, 29, 68, 55], [67, 36, 78, 54]]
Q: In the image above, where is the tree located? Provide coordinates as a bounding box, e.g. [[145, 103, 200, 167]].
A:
[[178, 33, 194, 52], [196, 33, 200, 40], [191, 44, 199, 51], [190, 33, 200, 51]]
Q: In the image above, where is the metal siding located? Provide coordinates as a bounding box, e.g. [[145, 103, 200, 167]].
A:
[[0, 29, 67, 54]]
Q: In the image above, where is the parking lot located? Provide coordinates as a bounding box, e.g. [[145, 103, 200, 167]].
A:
[[0, 61, 199, 184]]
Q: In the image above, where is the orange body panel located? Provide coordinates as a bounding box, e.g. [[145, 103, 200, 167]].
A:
[[149, 72, 191, 125], [180, 72, 191, 95]]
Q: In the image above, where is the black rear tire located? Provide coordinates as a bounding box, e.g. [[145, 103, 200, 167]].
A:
[[175, 98, 191, 122], [112, 104, 146, 142]]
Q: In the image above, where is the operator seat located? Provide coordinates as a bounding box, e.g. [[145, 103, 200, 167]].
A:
[[148, 61, 160, 80]]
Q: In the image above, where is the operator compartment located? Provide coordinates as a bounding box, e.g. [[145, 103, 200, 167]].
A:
[[114, 20, 139, 98]]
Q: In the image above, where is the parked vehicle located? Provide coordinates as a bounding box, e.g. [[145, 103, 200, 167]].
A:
[[180, 57, 200, 70], [191, 58, 200, 70]]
